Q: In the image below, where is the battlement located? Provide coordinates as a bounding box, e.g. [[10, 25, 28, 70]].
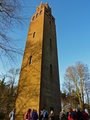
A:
[[31, 2, 54, 22], [36, 2, 51, 14]]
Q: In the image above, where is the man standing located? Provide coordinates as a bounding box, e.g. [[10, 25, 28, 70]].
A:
[[9, 109, 15, 120]]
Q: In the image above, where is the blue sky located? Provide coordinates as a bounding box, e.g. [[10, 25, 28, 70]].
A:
[[0, 0, 90, 90]]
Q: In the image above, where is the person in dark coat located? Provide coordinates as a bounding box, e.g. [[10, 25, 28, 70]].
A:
[[82, 109, 89, 120], [32, 109, 38, 120], [77, 109, 83, 120], [59, 109, 67, 120], [48, 107, 54, 120], [24, 108, 32, 120]]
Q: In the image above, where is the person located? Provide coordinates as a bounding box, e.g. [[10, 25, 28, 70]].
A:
[[48, 107, 54, 120], [9, 109, 15, 120], [42, 108, 48, 120], [59, 109, 67, 120], [72, 109, 77, 120], [24, 108, 32, 120], [77, 108, 83, 120], [68, 108, 74, 120], [32, 109, 38, 120], [39, 110, 43, 120], [82, 109, 89, 120]]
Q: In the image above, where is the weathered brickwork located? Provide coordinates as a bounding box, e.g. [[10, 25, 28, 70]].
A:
[[15, 3, 61, 120]]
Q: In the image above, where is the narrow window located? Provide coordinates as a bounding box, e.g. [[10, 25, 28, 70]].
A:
[[40, 10, 42, 14], [49, 20, 51, 26], [46, 9, 48, 13], [50, 64, 52, 74], [33, 32, 36, 38], [36, 13, 38, 17], [50, 39, 52, 50], [32, 16, 35, 21], [29, 56, 32, 64]]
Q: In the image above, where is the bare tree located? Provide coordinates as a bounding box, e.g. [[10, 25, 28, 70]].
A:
[[0, 0, 23, 63], [63, 62, 90, 110]]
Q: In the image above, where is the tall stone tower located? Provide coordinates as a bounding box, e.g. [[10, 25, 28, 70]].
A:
[[15, 3, 60, 119]]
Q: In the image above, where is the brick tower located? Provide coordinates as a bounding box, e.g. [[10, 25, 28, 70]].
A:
[[15, 3, 61, 119]]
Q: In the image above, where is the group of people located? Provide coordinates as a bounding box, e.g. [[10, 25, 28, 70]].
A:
[[24, 109, 38, 120], [59, 108, 90, 120], [24, 107, 54, 120], [9, 107, 54, 120], [9, 107, 90, 120]]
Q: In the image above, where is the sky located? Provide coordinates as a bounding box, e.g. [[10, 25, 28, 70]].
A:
[[0, 0, 90, 90]]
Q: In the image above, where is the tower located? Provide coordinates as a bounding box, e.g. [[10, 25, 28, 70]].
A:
[[15, 3, 61, 119]]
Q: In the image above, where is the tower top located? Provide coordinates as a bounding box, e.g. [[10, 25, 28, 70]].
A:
[[31, 2, 54, 22], [36, 2, 51, 14]]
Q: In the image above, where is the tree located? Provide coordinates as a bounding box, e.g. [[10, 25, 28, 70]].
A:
[[0, 0, 23, 63], [0, 68, 19, 119], [61, 92, 79, 110], [63, 62, 90, 110], [0, 77, 8, 119]]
